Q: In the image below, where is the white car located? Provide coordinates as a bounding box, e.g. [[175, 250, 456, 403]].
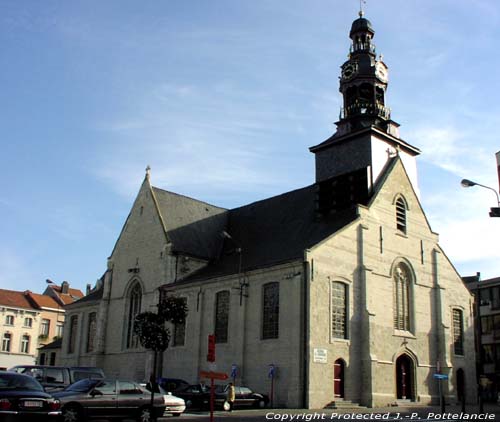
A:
[[163, 392, 186, 417], [140, 382, 186, 417]]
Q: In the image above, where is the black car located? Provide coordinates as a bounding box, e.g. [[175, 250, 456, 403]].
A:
[[174, 384, 210, 409], [157, 377, 189, 393], [0, 371, 62, 421], [52, 378, 166, 422], [215, 384, 269, 409]]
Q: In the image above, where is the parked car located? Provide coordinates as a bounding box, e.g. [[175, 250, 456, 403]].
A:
[[143, 382, 186, 417], [8, 365, 105, 392], [52, 378, 166, 422], [175, 383, 210, 409], [0, 370, 62, 421], [215, 384, 269, 409], [157, 377, 189, 393]]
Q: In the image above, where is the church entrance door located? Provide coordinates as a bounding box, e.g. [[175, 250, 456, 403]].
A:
[[396, 354, 413, 400], [334, 359, 345, 398]]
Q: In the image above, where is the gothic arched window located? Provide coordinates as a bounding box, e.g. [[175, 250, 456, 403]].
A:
[[126, 283, 142, 349], [393, 263, 412, 332], [214, 291, 230, 344], [86, 312, 97, 353], [262, 282, 279, 340], [452, 309, 464, 356], [331, 281, 348, 339]]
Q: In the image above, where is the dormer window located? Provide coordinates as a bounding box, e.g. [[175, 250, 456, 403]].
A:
[[395, 196, 408, 234]]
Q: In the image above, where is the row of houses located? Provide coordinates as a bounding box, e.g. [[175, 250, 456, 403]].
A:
[[0, 281, 83, 369]]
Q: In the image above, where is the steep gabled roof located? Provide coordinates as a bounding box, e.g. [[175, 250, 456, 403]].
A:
[[0, 289, 39, 311], [180, 184, 358, 282], [46, 285, 84, 305], [152, 188, 228, 260], [25, 292, 61, 310]]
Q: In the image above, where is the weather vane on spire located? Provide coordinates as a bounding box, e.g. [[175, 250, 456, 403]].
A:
[[359, 0, 366, 17]]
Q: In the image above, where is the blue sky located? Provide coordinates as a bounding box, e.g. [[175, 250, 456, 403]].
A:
[[1, 0, 499, 294]]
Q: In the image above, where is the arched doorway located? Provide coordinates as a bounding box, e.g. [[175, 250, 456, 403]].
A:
[[334, 359, 345, 398], [456, 368, 465, 402], [396, 354, 414, 400]]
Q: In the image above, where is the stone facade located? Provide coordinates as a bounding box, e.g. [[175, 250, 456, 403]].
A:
[[57, 13, 476, 409]]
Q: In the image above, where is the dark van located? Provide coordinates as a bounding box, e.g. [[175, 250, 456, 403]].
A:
[[8, 365, 105, 391]]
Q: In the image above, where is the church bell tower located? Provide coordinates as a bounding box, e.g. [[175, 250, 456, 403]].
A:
[[310, 11, 421, 215]]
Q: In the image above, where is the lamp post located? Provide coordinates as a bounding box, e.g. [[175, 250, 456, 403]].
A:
[[221, 231, 248, 305], [460, 179, 500, 217]]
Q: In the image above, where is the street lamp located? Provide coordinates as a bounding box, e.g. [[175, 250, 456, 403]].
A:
[[221, 231, 248, 305], [460, 178, 500, 217]]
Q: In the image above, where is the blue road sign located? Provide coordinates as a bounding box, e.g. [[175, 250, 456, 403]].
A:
[[433, 373, 448, 380]]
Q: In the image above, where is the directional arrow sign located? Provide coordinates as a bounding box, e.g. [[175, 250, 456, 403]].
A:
[[200, 371, 228, 381]]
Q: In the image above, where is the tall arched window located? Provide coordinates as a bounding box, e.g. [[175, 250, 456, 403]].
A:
[[173, 297, 187, 347], [262, 282, 280, 340], [331, 282, 348, 339], [215, 291, 230, 344], [396, 196, 408, 234], [86, 312, 97, 353], [452, 309, 464, 356], [126, 283, 142, 349], [393, 263, 412, 332]]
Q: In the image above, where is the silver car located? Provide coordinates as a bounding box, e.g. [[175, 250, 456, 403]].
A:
[[53, 378, 165, 422]]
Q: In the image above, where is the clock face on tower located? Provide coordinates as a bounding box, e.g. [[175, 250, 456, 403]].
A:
[[375, 61, 388, 83], [341, 62, 358, 80]]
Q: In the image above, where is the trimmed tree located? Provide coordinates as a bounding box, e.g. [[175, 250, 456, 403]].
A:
[[133, 295, 188, 420]]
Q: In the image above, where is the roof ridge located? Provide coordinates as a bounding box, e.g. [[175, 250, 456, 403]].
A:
[[152, 186, 227, 211], [229, 184, 315, 212]]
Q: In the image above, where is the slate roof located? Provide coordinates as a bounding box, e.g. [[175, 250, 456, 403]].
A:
[[153, 187, 228, 259], [66, 284, 104, 308], [38, 337, 62, 350], [177, 184, 358, 282]]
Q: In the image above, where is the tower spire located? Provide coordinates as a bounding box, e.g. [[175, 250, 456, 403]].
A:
[[359, 0, 366, 17], [333, 11, 396, 136]]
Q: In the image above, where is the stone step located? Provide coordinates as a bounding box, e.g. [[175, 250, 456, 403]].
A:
[[324, 400, 366, 409]]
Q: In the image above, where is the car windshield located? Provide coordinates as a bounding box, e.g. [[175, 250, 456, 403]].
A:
[[0, 374, 43, 391], [65, 378, 101, 392]]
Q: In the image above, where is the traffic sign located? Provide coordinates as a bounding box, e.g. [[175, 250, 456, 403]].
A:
[[433, 373, 448, 380], [200, 370, 228, 380], [207, 334, 215, 362]]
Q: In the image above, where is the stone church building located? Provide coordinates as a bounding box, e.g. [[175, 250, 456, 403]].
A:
[[59, 13, 476, 408]]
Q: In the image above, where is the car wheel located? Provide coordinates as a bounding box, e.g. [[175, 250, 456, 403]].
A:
[[257, 399, 266, 408], [137, 406, 153, 422], [62, 405, 83, 422], [185, 399, 193, 408]]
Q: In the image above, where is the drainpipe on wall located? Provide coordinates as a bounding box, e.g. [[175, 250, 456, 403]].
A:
[[302, 254, 311, 409]]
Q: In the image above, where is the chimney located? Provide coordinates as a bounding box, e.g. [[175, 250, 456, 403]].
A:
[[86, 284, 92, 295], [61, 281, 69, 294]]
